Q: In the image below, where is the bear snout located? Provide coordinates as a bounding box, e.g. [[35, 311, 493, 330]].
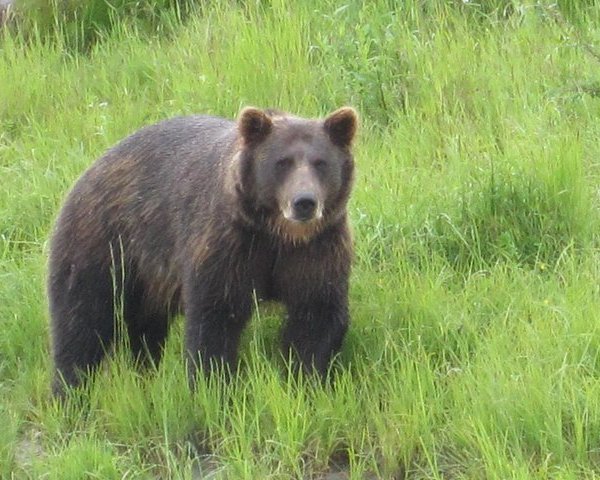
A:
[[291, 192, 318, 222]]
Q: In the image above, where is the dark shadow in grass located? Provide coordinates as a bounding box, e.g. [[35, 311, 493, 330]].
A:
[[310, 447, 403, 480], [184, 429, 221, 479]]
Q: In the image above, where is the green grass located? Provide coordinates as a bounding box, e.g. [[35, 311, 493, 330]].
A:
[[2, 0, 600, 478]]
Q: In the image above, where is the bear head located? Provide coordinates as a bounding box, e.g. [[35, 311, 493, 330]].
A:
[[234, 106, 358, 244]]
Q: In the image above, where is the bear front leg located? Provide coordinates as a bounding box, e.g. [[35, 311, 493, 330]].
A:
[[281, 288, 349, 378], [183, 267, 252, 386]]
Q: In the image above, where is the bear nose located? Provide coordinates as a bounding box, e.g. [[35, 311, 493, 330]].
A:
[[292, 193, 317, 221]]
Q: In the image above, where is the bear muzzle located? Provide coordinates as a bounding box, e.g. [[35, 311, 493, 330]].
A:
[[292, 193, 318, 221], [282, 191, 323, 223]]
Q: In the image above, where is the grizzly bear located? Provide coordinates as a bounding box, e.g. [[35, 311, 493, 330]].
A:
[[48, 106, 358, 397]]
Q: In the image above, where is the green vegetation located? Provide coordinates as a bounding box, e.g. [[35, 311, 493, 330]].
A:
[[2, 1, 600, 478]]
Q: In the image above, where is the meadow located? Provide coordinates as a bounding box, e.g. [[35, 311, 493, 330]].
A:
[[2, 1, 600, 478]]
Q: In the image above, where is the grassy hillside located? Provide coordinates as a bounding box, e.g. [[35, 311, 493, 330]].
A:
[[2, 1, 600, 478]]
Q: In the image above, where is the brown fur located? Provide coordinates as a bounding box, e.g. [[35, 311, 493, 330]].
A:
[[48, 107, 358, 397]]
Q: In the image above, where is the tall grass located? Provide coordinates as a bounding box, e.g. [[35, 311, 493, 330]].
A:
[[2, 0, 600, 478]]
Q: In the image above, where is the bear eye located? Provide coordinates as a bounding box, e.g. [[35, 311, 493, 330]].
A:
[[276, 157, 293, 171], [312, 158, 327, 171]]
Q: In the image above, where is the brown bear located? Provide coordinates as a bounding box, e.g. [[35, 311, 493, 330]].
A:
[[47, 106, 358, 397]]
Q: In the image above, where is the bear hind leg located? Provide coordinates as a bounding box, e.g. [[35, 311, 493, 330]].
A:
[[49, 264, 117, 398]]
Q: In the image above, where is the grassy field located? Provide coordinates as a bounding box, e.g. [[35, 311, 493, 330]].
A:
[[2, 1, 600, 478]]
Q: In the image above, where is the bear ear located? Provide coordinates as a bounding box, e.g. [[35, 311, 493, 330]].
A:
[[238, 107, 273, 146], [323, 107, 358, 148]]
